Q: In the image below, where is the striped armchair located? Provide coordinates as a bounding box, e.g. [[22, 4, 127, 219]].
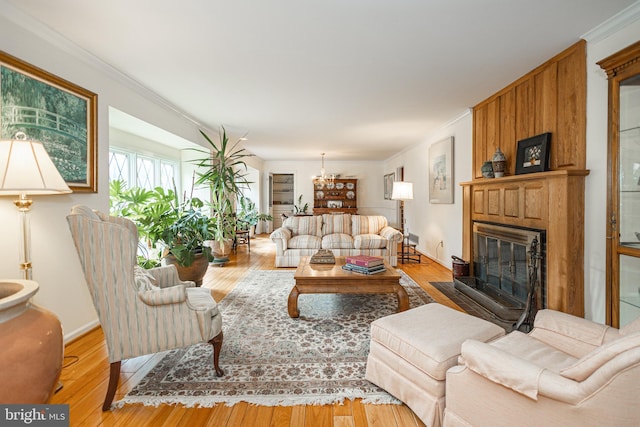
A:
[[66, 205, 224, 410]]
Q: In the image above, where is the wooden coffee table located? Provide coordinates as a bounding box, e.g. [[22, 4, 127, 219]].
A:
[[288, 256, 409, 318]]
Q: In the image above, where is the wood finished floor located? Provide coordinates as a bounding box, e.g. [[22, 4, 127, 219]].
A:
[[53, 235, 460, 426]]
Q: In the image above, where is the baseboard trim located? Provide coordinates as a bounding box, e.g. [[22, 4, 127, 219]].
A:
[[64, 319, 100, 345]]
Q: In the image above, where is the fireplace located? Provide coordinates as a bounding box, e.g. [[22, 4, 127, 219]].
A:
[[454, 222, 545, 331]]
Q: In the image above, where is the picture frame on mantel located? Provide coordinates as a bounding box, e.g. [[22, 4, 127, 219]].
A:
[[429, 136, 454, 204], [515, 133, 551, 175], [0, 51, 98, 192]]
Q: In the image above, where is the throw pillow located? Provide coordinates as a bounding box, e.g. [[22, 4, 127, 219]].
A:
[[134, 266, 160, 292]]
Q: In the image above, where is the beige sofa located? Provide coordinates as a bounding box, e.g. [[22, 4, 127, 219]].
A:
[[269, 213, 403, 267], [444, 310, 640, 427]]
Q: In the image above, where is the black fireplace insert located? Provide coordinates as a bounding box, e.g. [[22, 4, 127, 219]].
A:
[[454, 222, 546, 331]]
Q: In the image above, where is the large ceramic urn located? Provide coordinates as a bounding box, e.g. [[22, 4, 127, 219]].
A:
[[163, 252, 210, 286], [0, 280, 63, 403]]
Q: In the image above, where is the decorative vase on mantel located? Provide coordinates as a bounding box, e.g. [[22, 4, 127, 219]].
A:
[[481, 161, 495, 178], [491, 148, 507, 178], [0, 279, 63, 403]]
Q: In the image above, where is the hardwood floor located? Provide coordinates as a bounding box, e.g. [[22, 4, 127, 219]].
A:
[[52, 235, 460, 426]]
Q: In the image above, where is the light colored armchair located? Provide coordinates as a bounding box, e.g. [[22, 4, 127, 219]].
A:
[[443, 310, 640, 427], [66, 205, 224, 410]]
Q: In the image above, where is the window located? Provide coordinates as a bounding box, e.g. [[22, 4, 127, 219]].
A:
[[109, 151, 129, 185], [137, 156, 155, 190], [109, 148, 178, 191]]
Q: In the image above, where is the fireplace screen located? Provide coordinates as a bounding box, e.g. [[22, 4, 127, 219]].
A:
[[455, 222, 545, 329]]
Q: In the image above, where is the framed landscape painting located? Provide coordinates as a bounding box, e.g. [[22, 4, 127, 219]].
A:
[[0, 51, 98, 192], [429, 136, 454, 204]]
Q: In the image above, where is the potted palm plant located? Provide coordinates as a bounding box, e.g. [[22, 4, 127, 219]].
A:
[[192, 127, 255, 265], [237, 195, 273, 236]]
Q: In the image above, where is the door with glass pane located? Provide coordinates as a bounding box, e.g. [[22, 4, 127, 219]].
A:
[[599, 41, 640, 327]]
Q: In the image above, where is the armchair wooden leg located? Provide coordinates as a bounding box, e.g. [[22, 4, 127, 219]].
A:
[[103, 361, 121, 411], [209, 331, 224, 377]]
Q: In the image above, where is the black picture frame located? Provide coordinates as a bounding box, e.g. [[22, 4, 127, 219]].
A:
[[515, 133, 551, 175]]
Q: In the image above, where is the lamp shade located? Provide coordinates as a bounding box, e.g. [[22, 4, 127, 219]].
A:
[[0, 134, 71, 195], [391, 181, 413, 201]]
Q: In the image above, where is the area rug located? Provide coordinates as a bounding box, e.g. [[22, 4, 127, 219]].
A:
[[118, 269, 434, 407]]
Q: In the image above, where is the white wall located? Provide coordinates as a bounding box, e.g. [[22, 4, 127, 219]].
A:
[[385, 112, 473, 267], [0, 8, 217, 341], [583, 5, 640, 323]]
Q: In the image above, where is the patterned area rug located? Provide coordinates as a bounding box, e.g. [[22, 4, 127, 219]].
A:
[[118, 269, 434, 407]]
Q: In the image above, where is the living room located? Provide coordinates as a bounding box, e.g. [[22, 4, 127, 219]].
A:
[[1, 1, 640, 425]]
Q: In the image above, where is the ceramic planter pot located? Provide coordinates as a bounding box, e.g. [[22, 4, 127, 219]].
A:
[[0, 280, 63, 403], [163, 252, 209, 286]]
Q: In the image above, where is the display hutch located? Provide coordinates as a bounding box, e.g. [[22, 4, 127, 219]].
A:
[[598, 41, 640, 327], [313, 178, 357, 215]]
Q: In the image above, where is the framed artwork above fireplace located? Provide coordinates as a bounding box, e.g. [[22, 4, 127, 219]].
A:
[[515, 133, 551, 175]]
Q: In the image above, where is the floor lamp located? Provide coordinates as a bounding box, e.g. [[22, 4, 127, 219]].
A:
[[391, 181, 413, 264], [0, 132, 71, 279]]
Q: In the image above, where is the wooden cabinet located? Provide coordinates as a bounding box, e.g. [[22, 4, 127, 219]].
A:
[[313, 178, 357, 215], [598, 41, 640, 327], [472, 40, 586, 179]]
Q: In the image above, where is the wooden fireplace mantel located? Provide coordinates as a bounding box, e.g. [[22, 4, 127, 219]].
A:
[[460, 169, 589, 317]]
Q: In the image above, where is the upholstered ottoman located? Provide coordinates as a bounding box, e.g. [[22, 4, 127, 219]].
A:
[[365, 303, 505, 427]]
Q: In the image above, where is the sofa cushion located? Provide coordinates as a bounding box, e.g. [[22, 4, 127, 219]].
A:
[[354, 234, 387, 249], [621, 315, 640, 336], [288, 235, 322, 249], [559, 332, 640, 381], [283, 215, 323, 237], [489, 331, 578, 373], [352, 215, 388, 235], [322, 233, 354, 249], [322, 213, 352, 236]]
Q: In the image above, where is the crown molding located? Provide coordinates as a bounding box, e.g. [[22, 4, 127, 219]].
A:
[[0, 0, 205, 129], [582, 1, 640, 43]]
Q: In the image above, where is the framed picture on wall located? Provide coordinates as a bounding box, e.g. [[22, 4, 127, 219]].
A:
[[429, 136, 454, 204], [384, 172, 395, 199], [0, 51, 98, 192], [515, 133, 551, 175]]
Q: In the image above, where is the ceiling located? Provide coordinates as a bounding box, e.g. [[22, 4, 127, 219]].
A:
[[5, 0, 637, 161]]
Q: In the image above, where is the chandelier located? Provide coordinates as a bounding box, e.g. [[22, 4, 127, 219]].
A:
[[315, 153, 335, 185]]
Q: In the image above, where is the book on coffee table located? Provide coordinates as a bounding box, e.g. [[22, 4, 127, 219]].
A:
[[344, 255, 384, 268], [342, 263, 387, 275]]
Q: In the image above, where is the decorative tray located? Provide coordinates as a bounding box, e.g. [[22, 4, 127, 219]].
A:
[[310, 249, 336, 264]]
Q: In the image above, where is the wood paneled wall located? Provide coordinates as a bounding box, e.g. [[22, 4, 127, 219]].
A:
[[472, 40, 586, 178], [463, 40, 589, 317]]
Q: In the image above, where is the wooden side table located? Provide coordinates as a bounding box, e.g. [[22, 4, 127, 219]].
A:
[[233, 229, 250, 252]]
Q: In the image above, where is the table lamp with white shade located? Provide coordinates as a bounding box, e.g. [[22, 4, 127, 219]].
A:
[[0, 132, 72, 279]]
